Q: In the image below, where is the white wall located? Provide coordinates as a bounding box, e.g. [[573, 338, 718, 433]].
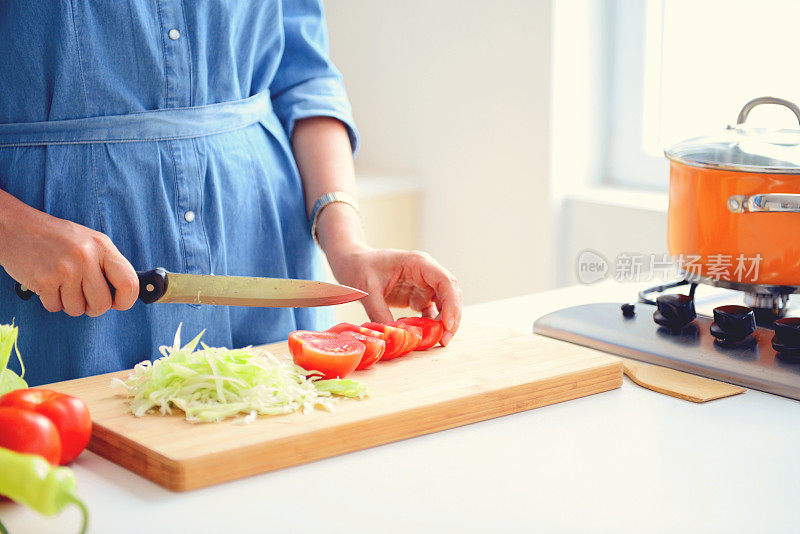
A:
[[558, 188, 668, 286], [549, 0, 670, 286], [326, 1, 555, 304]]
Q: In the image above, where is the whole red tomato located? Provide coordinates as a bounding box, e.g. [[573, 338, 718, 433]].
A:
[[0, 389, 92, 464], [0, 407, 61, 465]]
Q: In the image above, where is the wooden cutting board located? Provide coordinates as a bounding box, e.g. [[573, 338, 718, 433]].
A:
[[44, 323, 621, 491]]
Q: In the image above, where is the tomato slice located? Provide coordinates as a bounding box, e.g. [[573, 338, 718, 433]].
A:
[[362, 322, 409, 360], [327, 323, 385, 340], [338, 332, 385, 370], [327, 324, 386, 367], [397, 317, 445, 350], [0, 389, 92, 465], [288, 331, 365, 380], [388, 322, 423, 354]]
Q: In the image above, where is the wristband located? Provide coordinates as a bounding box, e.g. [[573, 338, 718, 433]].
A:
[[309, 191, 360, 246]]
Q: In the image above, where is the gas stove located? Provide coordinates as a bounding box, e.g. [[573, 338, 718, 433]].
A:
[[533, 279, 800, 400]]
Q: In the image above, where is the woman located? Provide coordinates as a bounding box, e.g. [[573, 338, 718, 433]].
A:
[[0, 1, 461, 386]]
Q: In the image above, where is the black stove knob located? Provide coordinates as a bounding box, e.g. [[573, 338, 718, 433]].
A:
[[771, 317, 800, 357], [710, 305, 756, 344], [653, 294, 696, 330]]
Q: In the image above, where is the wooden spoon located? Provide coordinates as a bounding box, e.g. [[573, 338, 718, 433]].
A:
[[622, 358, 745, 403]]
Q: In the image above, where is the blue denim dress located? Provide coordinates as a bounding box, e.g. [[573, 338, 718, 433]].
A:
[[0, 1, 358, 385]]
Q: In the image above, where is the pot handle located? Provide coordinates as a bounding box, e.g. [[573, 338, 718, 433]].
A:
[[728, 194, 800, 213], [736, 97, 800, 127]]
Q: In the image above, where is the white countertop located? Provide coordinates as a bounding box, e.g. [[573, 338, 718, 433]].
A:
[[3, 281, 800, 534]]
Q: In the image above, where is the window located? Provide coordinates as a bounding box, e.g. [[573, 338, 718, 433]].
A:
[[607, 0, 800, 189]]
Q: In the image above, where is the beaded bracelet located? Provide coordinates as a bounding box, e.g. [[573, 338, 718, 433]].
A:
[[309, 191, 360, 246]]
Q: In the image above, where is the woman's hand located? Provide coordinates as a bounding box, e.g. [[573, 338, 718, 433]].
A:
[[290, 117, 462, 344], [0, 190, 139, 317], [327, 245, 463, 346]]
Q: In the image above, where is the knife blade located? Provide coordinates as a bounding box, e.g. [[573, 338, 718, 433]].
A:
[[14, 268, 368, 308]]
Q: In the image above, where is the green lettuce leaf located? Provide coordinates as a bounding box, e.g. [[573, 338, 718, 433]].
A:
[[0, 323, 26, 396], [0, 369, 27, 397]]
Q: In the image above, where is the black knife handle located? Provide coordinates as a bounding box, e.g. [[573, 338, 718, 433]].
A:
[[137, 268, 168, 304], [14, 282, 34, 301], [14, 268, 168, 305]]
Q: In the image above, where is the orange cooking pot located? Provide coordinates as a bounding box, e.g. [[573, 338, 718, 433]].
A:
[[666, 97, 800, 289]]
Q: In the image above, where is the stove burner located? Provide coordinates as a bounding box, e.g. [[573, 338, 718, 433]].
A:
[[710, 305, 756, 345], [679, 271, 797, 323], [743, 292, 790, 311], [636, 277, 797, 328], [744, 293, 790, 326]]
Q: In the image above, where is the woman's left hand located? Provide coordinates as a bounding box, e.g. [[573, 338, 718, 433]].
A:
[[289, 118, 461, 344], [327, 246, 463, 346]]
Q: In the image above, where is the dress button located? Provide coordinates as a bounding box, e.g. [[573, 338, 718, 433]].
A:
[[184, 210, 195, 223], [168, 28, 181, 40]]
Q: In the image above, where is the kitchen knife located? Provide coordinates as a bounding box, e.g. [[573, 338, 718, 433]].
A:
[[14, 268, 367, 308]]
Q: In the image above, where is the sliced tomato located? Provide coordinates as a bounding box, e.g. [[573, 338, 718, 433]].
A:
[[0, 389, 92, 465], [362, 322, 410, 360], [288, 331, 365, 380], [338, 332, 385, 370], [397, 317, 445, 350], [388, 322, 423, 354], [327, 323, 385, 340], [327, 324, 386, 366]]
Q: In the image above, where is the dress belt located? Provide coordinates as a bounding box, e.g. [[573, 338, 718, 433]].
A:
[[0, 92, 272, 147]]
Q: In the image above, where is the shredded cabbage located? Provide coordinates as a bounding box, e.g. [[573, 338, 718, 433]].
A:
[[112, 324, 367, 423], [0, 322, 27, 396]]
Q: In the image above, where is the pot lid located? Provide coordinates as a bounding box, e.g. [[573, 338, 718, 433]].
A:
[[665, 97, 800, 174]]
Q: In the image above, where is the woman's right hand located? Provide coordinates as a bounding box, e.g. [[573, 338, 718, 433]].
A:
[[0, 190, 139, 317]]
